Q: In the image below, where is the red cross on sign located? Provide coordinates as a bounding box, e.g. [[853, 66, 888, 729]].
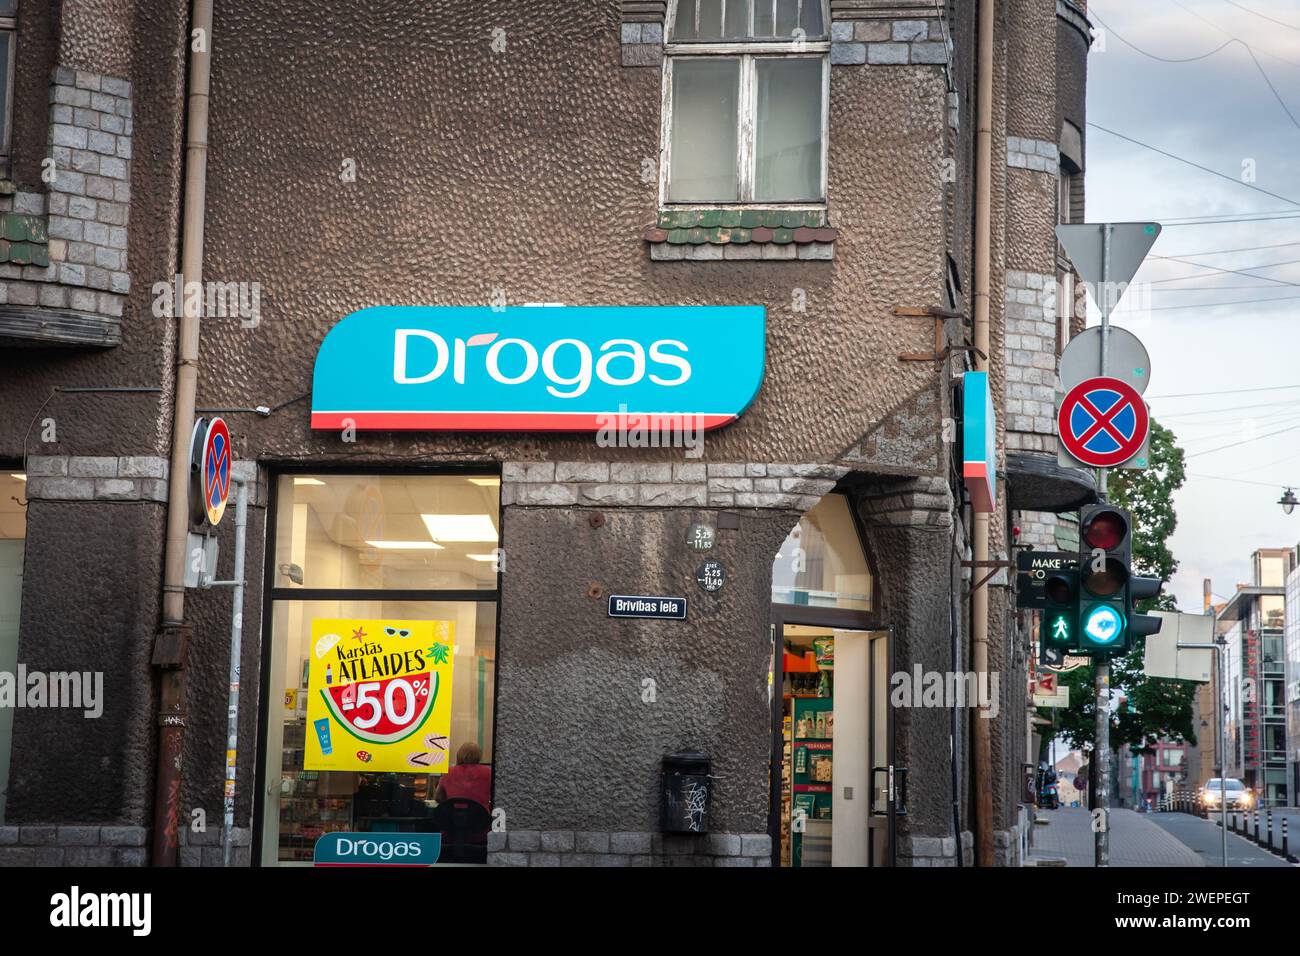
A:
[[1058, 376, 1149, 468]]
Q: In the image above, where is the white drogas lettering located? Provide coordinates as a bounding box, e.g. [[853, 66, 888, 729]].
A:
[[542, 338, 593, 398], [486, 338, 540, 384], [394, 329, 449, 384], [649, 339, 691, 386], [596, 339, 646, 386]]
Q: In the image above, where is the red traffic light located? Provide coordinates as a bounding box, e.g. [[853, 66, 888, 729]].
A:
[[1082, 509, 1128, 551]]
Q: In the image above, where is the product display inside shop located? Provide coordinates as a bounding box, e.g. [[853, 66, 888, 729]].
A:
[[261, 474, 500, 865], [781, 629, 836, 867]]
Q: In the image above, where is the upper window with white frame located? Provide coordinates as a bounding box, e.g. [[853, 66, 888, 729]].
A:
[[0, 0, 15, 176], [661, 0, 830, 206]]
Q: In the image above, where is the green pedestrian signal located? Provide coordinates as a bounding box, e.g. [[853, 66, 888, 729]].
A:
[[1039, 571, 1078, 649]]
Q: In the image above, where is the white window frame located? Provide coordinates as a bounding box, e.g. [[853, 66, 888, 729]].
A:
[[658, 0, 831, 209], [0, 3, 16, 167]]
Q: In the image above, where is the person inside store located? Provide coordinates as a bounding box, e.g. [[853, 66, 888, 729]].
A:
[[431, 742, 492, 862], [435, 742, 491, 810]]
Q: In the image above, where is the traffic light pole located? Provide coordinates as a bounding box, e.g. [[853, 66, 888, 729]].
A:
[[1094, 659, 1110, 866], [1094, 223, 1113, 868]]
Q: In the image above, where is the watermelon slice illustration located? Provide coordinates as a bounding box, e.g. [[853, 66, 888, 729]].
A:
[[320, 671, 438, 745]]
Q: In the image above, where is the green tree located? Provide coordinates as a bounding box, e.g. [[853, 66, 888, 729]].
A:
[[1038, 421, 1197, 760]]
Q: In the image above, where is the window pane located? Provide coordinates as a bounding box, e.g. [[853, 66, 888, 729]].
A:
[[772, 494, 872, 610], [0, 3, 15, 19], [697, 0, 723, 39], [799, 0, 825, 38], [0, 33, 12, 155], [273, 474, 500, 590], [262, 598, 496, 864], [754, 57, 824, 202], [775, 0, 800, 37], [667, 57, 740, 202], [755, 0, 775, 36], [723, 0, 752, 38], [673, 0, 700, 39]]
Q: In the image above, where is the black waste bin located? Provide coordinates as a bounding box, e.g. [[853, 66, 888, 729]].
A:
[[661, 751, 710, 834]]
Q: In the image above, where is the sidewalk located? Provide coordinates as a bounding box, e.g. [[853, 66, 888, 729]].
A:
[[1024, 806, 1204, 867]]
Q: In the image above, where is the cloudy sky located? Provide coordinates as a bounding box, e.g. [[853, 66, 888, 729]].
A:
[[1085, 0, 1300, 609]]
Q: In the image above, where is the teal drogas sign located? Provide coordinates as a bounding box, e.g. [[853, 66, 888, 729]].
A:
[[313, 832, 441, 867], [310, 306, 766, 432]]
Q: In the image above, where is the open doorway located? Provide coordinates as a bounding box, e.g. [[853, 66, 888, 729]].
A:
[[769, 492, 893, 867]]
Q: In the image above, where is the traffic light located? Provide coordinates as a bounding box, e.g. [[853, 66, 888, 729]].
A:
[[1076, 503, 1164, 655], [1078, 505, 1131, 653], [1040, 565, 1078, 650]]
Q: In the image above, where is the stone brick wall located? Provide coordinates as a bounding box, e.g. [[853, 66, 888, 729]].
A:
[[25, 455, 169, 503], [22, 456, 258, 503], [488, 829, 771, 866], [179, 826, 252, 867], [502, 461, 842, 511], [900, 829, 973, 867], [0, 67, 133, 322], [830, 17, 950, 66], [1006, 136, 1059, 175], [1003, 270, 1058, 454], [0, 825, 147, 866], [651, 241, 835, 262]]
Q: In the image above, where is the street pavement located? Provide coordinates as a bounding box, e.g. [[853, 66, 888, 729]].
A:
[[1146, 810, 1292, 868], [1024, 805, 1298, 867], [1026, 806, 1205, 866]]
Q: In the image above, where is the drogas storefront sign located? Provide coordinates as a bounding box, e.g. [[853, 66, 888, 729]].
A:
[[310, 305, 766, 432]]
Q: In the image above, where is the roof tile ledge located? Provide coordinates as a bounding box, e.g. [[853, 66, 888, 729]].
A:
[[644, 207, 837, 261]]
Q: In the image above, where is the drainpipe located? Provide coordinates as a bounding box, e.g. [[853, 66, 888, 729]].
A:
[[971, 0, 996, 867], [152, 0, 213, 867]]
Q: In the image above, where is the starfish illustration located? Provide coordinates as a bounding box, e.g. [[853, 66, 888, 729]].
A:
[[351, 626, 367, 643]]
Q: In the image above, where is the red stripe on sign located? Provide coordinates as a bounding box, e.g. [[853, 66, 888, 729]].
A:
[[310, 411, 737, 432]]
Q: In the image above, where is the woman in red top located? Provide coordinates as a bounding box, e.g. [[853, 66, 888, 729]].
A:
[[435, 742, 491, 809]]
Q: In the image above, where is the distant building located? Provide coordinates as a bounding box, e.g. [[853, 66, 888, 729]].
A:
[[1285, 550, 1300, 804], [1216, 549, 1294, 807]]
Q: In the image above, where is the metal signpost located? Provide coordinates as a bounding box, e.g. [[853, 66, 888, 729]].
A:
[[183, 415, 247, 866], [1055, 222, 1161, 868]]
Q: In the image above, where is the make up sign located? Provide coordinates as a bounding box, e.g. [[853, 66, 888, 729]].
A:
[[309, 305, 766, 432]]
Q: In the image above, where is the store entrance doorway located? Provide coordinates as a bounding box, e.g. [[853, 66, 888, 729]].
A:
[[770, 608, 892, 867]]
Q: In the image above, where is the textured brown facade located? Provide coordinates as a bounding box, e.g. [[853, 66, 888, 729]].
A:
[[0, 0, 1092, 867]]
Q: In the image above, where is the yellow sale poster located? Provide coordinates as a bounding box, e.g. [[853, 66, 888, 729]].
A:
[[305, 619, 455, 773]]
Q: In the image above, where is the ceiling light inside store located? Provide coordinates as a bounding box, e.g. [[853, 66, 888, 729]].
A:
[[294, 477, 326, 486], [421, 514, 498, 543], [466, 553, 499, 562], [467, 477, 500, 487], [364, 540, 445, 550], [10, 474, 25, 481]]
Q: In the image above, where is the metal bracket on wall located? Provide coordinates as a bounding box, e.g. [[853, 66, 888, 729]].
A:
[[962, 559, 1014, 593], [894, 306, 983, 364]]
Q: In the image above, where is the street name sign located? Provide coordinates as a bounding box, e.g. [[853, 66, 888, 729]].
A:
[[607, 595, 687, 620]]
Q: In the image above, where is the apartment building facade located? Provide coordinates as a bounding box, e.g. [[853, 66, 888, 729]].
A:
[[0, 0, 1094, 867]]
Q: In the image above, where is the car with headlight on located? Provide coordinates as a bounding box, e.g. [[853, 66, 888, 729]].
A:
[[1199, 778, 1253, 812]]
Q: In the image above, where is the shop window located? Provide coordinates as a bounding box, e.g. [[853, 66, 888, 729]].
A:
[[0, 470, 25, 825], [261, 474, 499, 866], [0, 2, 14, 175], [662, 0, 829, 204], [772, 493, 873, 611]]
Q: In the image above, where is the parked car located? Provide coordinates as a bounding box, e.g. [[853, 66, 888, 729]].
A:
[[1198, 778, 1253, 812]]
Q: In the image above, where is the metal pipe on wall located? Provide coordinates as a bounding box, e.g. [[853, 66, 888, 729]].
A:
[[971, 0, 996, 867], [151, 0, 214, 867]]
